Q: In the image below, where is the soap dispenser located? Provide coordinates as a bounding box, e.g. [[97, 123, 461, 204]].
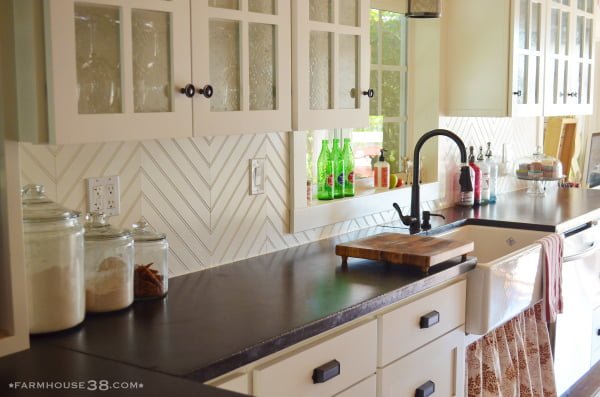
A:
[[374, 149, 390, 190]]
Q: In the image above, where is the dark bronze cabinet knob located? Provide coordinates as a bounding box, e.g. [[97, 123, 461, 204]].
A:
[[198, 85, 214, 98], [180, 84, 196, 98], [513, 90, 522, 97], [362, 88, 375, 98]]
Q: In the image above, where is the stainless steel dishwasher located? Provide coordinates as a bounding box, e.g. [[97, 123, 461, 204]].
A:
[[552, 221, 600, 396]]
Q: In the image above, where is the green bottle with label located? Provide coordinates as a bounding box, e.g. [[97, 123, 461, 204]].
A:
[[342, 138, 355, 197], [317, 140, 334, 200], [331, 138, 344, 198]]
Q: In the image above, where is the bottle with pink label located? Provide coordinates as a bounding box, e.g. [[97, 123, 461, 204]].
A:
[[468, 146, 481, 206]]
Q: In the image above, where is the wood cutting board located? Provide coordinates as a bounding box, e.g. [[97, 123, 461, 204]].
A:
[[335, 233, 474, 274]]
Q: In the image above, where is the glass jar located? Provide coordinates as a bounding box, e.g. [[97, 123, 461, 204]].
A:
[[131, 217, 168, 300], [84, 213, 134, 312], [21, 184, 85, 334]]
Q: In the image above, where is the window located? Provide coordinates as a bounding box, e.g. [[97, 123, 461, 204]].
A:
[[306, 9, 407, 194]]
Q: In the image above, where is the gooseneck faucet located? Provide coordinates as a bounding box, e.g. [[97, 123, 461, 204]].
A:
[[394, 129, 472, 233]]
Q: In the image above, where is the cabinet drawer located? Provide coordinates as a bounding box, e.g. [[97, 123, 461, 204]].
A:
[[378, 327, 466, 397], [378, 280, 466, 367], [209, 373, 249, 394], [253, 320, 377, 397], [333, 374, 376, 397]]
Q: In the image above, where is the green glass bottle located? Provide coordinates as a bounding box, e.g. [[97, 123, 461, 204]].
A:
[[331, 138, 344, 198], [342, 138, 355, 197], [317, 140, 334, 200]]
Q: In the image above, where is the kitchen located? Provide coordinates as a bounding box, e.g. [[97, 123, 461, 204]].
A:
[[1, 0, 600, 396]]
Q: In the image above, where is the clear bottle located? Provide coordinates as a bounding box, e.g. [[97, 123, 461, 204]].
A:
[[132, 218, 168, 300], [317, 140, 334, 200], [477, 146, 490, 205], [84, 213, 134, 312], [454, 163, 474, 207], [468, 146, 482, 206], [342, 138, 355, 197], [331, 138, 344, 198], [485, 142, 499, 203], [374, 149, 390, 190], [21, 184, 85, 334]]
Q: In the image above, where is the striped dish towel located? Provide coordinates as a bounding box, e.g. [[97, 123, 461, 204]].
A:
[[538, 234, 564, 323]]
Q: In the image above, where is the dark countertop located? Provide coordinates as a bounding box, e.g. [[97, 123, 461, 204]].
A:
[[1, 188, 598, 396]]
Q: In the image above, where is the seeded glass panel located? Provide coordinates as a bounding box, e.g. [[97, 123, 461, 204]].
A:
[[209, 0, 239, 10], [209, 19, 240, 112], [552, 60, 559, 102], [249, 0, 275, 14], [382, 71, 400, 117], [534, 57, 540, 103], [370, 10, 379, 63], [586, 19, 593, 58], [587, 0, 593, 13], [517, 55, 527, 104], [382, 11, 402, 65], [370, 70, 378, 115], [561, 61, 568, 103], [562, 0, 569, 5], [585, 64, 591, 103], [75, 3, 122, 114], [551, 9, 559, 54], [338, 34, 358, 109], [249, 23, 276, 110], [309, 31, 332, 109], [580, 64, 588, 104], [560, 12, 569, 55], [519, 0, 529, 49], [310, 0, 333, 22], [132, 10, 171, 113], [339, 0, 358, 26], [576, 16, 584, 57], [531, 3, 541, 51], [383, 123, 400, 172]]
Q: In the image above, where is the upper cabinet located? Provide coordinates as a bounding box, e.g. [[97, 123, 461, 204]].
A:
[[292, 0, 372, 131], [191, 0, 291, 135], [443, 0, 546, 117], [544, 0, 595, 116], [44, 0, 193, 144], [17, 0, 291, 144]]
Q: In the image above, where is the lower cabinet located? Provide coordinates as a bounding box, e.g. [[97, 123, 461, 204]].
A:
[[377, 327, 466, 397], [334, 374, 376, 397], [209, 372, 249, 395]]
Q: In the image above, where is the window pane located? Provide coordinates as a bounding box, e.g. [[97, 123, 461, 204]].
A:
[[560, 11, 569, 55], [370, 10, 379, 63], [310, 31, 332, 109], [132, 9, 171, 113], [382, 71, 401, 117], [586, 18, 593, 59], [249, 0, 275, 14], [550, 9, 559, 54], [209, 0, 239, 10], [517, 54, 528, 104], [576, 16, 584, 57], [381, 11, 402, 65], [75, 3, 122, 114], [310, 0, 333, 23], [519, 0, 529, 49], [209, 19, 241, 111], [339, 0, 358, 26], [338, 34, 358, 109], [531, 2, 541, 51], [383, 122, 400, 173], [249, 23, 276, 110], [370, 70, 378, 116]]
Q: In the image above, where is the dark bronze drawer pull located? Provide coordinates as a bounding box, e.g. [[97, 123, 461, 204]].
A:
[[312, 359, 340, 384], [415, 380, 435, 397], [419, 311, 440, 329]]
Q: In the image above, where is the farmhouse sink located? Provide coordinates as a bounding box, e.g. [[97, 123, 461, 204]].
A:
[[434, 225, 550, 335]]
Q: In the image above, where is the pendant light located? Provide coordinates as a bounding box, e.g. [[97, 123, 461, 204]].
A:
[[406, 0, 442, 18]]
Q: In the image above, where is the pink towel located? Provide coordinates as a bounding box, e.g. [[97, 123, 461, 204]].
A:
[[538, 234, 563, 323]]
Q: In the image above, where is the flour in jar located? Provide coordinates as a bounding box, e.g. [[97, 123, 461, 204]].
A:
[[85, 256, 133, 312]]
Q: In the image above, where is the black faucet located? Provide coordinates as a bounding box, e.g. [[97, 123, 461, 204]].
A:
[[393, 129, 472, 233]]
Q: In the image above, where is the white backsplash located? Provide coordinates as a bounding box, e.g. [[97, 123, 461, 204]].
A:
[[19, 117, 537, 276]]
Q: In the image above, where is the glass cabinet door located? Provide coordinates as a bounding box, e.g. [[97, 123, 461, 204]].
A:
[[293, 0, 371, 130], [569, 1, 594, 111], [191, 0, 291, 136], [44, 0, 192, 144], [511, 0, 545, 116]]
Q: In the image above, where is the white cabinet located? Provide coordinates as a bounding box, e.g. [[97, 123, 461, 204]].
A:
[[292, 0, 372, 130], [44, 0, 193, 144], [24, 0, 291, 144], [377, 327, 466, 397], [544, 0, 595, 116], [443, 0, 545, 117]]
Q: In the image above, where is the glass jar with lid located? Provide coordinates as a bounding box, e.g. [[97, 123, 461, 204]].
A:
[[131, 217, 168, 300], [21, 184, 85, 333], [84, 213, 134, 312]]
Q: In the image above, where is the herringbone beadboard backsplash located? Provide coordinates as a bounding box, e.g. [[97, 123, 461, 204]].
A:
[[19, 117, 536, 276]]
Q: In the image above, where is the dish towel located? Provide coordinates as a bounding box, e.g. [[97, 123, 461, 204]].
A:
[[538, 234, 564, 323]]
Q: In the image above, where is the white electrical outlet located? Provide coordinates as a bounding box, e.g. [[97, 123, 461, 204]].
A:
[[86, 175, 120, 216]]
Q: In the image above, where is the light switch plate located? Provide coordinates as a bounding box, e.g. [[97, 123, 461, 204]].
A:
[[86, 175, 120, 216], [250, 158, 265, 195]]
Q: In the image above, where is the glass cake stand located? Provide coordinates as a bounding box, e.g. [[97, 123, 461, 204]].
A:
[[516, 175, 565, 195]]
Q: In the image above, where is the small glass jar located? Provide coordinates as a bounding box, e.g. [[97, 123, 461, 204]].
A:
[[84, 213, 134, 312], [21, 184, 85, 334], [131, 218, 168, 300]]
